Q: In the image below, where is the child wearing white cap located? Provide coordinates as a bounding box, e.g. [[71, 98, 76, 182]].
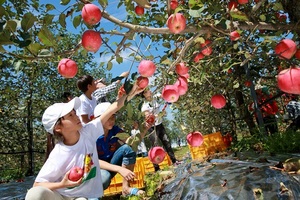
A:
[[25, 83, 143, 200]]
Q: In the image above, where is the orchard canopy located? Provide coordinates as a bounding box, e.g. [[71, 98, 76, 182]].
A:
[[1, 0, 300, 136]]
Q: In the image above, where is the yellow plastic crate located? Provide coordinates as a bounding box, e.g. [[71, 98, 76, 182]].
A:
[[104, 155, 172, 196], [188, 132, 227, 160]]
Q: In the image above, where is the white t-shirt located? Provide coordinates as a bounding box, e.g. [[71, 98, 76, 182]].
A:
[[77, 94, 97, 122], [35, 119, 104, 198], [141, 95, 163, 126], [131, 129, 147, 154]]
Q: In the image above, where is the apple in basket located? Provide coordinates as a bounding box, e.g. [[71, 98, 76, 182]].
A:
[[148, 147, 166, 164], [186, 131, 204, 147]]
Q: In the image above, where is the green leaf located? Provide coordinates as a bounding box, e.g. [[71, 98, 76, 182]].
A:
[[229, 10, 249, 21], [189, 7, 205, 18], [126, 103, 133, 118], [27, 43, 42, 55], [0, 45, 5, 52], [37, 27, 56, 46], [43, 14, 55, 25], [21, 12, 37, 32], [14, 60, 22, 71], [259, 14, 266, 22], [131, 72, 138, 80], [60, 0, 71, 6], [38, 49, 52, 57], [59, 13, 66, 28], [273, 2, 283, 11], [45, 4, 56, 12], [4, 20, 17, 31], [18, 40, 31, 48], [0, 6, 6, 17], [189, 0, 203, 9], [116, 56, 123, 64], [0, 0, 5, 5], [73, 15, 81, 29], [98, 0, 108, 8], [107, 61, 112, 70], [162, 42, 171, 48]]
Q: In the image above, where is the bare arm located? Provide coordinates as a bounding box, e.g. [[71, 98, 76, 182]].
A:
[[99, 160, 135, 181], [33, 171, 82, 190]]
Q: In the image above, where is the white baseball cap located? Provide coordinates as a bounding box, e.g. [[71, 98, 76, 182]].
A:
[[94, 102, 111, 118], [42, 97, 81, 134]]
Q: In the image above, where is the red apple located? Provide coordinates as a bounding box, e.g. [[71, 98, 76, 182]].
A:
[[175, 62, 189, 76], [170, 0, 178, 10], [237, 0, 248, 4], [167, 13, 186, 34], [162, 84, 179, 103], [148, 147, 166, 164], [275, 39, 297, 59], [254, 0, 259, 2], [174, 76, 188, 95], [244, 80, 251, 87], [228, 1, 238, 10], [227, 68, 233, 74], [138, 60, 156, 77], [277, 67, 300, 94], [81, 4, 102, 26], [230, 31, 240, 41], [194, 52, 205, 63], [223, 133, 233, 147], [57, 58, 78, 78], [136, 76, 149, 89], [211, 94, 226, 109], [68, 166, 84, 181], [200, 40, 213, 56], [135, 5, 144, 16], [146, 114, 155, 125], [186, 131, 204, 147], [278, 14, 287, 22], [295, 49, 300, 59], [82, 30, 102, 52]]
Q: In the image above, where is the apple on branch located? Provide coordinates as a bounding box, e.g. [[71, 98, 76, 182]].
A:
[[136, 76, 149, 89], [82, 30, 102, 53], [175, 62, 189, 76], [167, 13, 186, 34], [81, 3, 102, 26], [135, 5, 144, 16], [138, 60, 156, 77], [211, 94, 226, 109], [57, 58, 78, 78]]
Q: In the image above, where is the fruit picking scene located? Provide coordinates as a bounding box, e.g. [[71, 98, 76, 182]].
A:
[[1, 0, 300, 200]]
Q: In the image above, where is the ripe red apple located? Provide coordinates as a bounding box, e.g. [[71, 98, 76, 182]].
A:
[[146, 114, 155, 125], [174, 76, 188, 95], [175, 62, 189, 76], [148, 147, 166, 164], [138, 60, 156, 77], [194, 52, 205, 63], [82, 30, 102, 52], [136, 76, 149, 89], [200, 40, 213, 56], [186, 131, 204, 147], [275, 39, 297, 59], [244, 80, 251, 87], [170, 0, 178, 10], [237, 0, 248, 4], [228, 1, 238, 10], [254, 0, 259, 3], [167, 13, 186, 34], [211, 94, 226, 109], [57, 58, 78, 78], [227, 68, 233, 74], [68, 166, 84, 181], [277, 67, 300, 94], [278, 14, 287, 22], [81, 3, 102, 26], [230, 31, 240, 41], [295, 49, 300, 59], [162, 84, 179, 103], [223, 133, 233, 147], [135, 5, 144, 16]]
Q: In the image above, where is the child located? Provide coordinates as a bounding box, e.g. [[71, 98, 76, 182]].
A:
[[25, 84, 143, 200]]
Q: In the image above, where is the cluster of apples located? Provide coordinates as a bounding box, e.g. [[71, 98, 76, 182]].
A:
[[275, 39, 300, 94], [161, 62, 189, 103], [57, 3, 102, 78]]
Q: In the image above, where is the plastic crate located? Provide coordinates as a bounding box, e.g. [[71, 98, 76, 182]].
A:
[[188, 132, 227, 160]]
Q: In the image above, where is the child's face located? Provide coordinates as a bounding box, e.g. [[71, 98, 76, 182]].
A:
[[103, 114, 116, 130], [60, 110, 82, 133]]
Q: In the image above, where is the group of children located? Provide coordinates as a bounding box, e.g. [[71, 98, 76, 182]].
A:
[[25, 71, 182, 200]]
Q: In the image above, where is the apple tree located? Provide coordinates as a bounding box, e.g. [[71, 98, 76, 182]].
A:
[[1, 0, 300, 175]]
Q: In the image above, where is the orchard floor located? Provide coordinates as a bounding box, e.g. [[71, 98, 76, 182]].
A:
[[1, 150, 300, 200]]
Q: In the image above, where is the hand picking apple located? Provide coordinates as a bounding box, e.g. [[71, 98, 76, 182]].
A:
[[68, 166, 84, 182]]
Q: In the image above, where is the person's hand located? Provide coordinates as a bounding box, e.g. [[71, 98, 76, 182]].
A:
[[96, 81, 106, 89], [118, 167, 135, 181], [61, 171, 82, 188], [119, 71, 129, 78], [127, 82, 145, 101]]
